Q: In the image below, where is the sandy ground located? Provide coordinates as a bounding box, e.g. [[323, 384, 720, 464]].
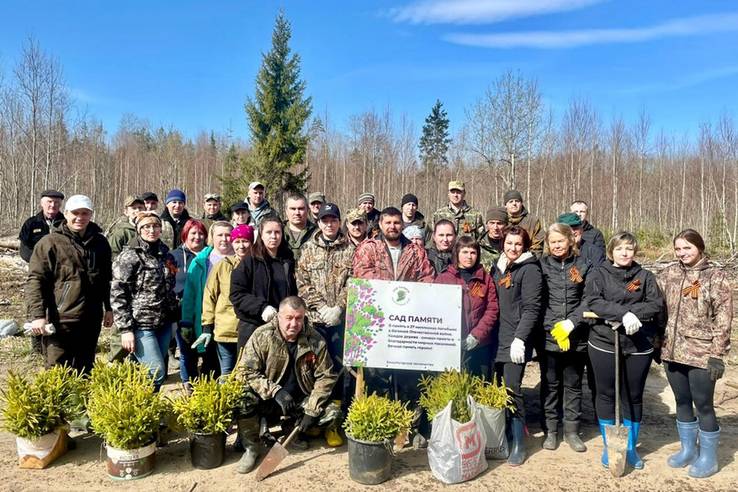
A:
[[1, 250, 738, 491]]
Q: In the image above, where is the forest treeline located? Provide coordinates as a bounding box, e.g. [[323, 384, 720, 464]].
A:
[[1, 38, 736, 253]]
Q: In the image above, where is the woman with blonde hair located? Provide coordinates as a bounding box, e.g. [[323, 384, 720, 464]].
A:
[[657, 229, 732, 478], [585, 231, 663, 471], [539, 215, 595, 452]]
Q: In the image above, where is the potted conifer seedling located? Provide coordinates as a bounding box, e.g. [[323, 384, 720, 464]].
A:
[[0, 365, 86, 469], [170, 374, 244, 469], [343, 393, 413, 485], [86, 360, 166, 480]]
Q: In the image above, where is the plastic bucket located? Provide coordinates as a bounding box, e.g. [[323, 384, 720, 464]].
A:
[[347, 435, 393, 485], [190, 432, 226, 469], [105, 442, 156, 480]]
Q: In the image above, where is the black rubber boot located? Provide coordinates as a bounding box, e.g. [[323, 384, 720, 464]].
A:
[[563, 420, 587, 452], [508, 417, 527, 466]]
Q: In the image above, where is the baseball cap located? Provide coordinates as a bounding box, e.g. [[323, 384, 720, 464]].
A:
[[230, 202, 249, 212], [248, 181, 265, 191], [308, 192, 325, 204], [448, 180, 465, 191], [124, 195, 145, 207], [318, 202, 341, 220], [204, 193, 221, 202], [65, 195, 93, 212]]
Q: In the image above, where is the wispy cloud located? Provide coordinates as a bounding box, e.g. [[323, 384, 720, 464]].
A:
[[444, 12, 738, 48], [618, 65, 738, 95], [390, 0, 602, 25]]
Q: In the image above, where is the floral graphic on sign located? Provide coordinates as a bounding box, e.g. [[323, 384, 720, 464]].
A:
[[343, 279, 385, 367]]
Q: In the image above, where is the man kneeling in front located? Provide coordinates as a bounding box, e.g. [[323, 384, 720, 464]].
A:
[[235, 296, 340, 474]]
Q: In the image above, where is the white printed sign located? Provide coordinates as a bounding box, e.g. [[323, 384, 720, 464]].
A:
[[343, 278, 462, 372]]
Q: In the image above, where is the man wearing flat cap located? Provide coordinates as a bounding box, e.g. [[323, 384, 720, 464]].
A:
[[19, 189, 67, 353], [19, 190, 66, 263], [26, 195, 113, 373], [503, 189, 544, 257], [432, 180, 485, 240], [480, 207, 508, 270]]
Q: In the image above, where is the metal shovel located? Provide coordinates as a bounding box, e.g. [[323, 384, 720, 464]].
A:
[[254, 426, 301, 481], [605, 333, 629, 477]]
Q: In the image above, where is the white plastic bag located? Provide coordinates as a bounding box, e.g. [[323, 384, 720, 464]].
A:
[[0, 320, 19, 337], [428, 395, 488, 484], [16, 429, 63, 460], [478, 404, 508, 459]]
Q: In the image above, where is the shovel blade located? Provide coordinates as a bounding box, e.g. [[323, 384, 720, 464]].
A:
[[254, 442, 289, 481], [605, 425, 629, 478]]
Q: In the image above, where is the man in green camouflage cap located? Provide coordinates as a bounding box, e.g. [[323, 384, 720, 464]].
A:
[[235, 296, 339, 473], [431, 180, 485, 240], [343, 207, 368, 247]]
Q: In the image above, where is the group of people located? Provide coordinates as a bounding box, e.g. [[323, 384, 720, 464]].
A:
[[19, 179, 732, 479]]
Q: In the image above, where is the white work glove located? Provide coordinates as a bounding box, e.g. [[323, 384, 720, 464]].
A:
[[465, 335, 479, 351], [261, 305, 278, 322], [24, 322, 56, 335], [510, 337, 526, 364], [622, 311, 642, 336], [191, 333, 212, 349], [318, 305, 331, 323], [323, 306, 343, 327]]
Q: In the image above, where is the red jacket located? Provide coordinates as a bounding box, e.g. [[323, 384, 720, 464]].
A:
[[435, 264, 499, 345], [352, 235, 434, 283]]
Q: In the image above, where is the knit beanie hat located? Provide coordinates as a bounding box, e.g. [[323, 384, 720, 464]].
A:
[[486, 207, 509, 223], [402, 225, 424, 240], [134, 211, 162, 231], [165, 189, 186, 204], [357, 192, 375, 205], [231, 224, 255, 242], [401, 193, 418, 207], [503, 190, 523, 204]]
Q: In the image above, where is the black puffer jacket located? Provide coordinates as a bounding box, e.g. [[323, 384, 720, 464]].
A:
[[229, 252, 297, 342], [492, 252, 543, 363], [427, 246, 453, 275], [585, 261, 664, 354], [540, 253, 593, 352]]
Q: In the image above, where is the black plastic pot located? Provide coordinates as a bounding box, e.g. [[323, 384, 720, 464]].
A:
[[347, 435, 393, 485], [190, 432, 226, 469]]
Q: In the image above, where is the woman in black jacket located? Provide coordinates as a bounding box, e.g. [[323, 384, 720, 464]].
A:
[[539, 221, 594, 453], [492, 225, 543, 466], [585, 231, 663, 471], [230, 216, 298, 353]]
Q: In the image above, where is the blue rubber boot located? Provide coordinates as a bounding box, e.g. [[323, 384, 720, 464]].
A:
[[667, 419, 699, 468], [623, 419, 644, 469], [507, 417, 527, 466], [598, 419, 615, 468], [688, 428, 720, 478]]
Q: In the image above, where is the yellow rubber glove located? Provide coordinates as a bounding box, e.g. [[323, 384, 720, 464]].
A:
[[551, 320, 575, 351]]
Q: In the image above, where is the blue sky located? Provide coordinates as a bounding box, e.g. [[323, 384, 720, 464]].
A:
[[1, 0, 737, 141]]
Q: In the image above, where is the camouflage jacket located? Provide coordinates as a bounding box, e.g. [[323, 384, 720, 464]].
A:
[[657, 259, 733, 368], [110, 236, 178, 333], [352, 235, 434, 282], [431, 202, 485, 239], [106, 217, 137, 258], [284, 221, 317, 262], [479, 234, 503, 272], [237, 317, 337, 417], [507, 207, 544, 257], [296, 231, 355, 324]]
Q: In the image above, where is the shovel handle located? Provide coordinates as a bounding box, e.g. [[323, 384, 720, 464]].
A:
[[614, 332, 620, 425], [281, 426, 302, 449]]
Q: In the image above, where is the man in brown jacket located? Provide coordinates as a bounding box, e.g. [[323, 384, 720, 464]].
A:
[[26, 194, 113, 374], [504, 190, 544, 256]]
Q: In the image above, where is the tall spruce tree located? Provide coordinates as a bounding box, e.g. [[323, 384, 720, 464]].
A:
[[419, 99, 451, 176], [242, 11, 312, 213]]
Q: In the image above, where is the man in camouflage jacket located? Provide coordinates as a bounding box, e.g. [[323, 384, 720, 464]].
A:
[[431, 180, 485, 240], [234, 297, 339, 471], [297, 203, 354, 414], [479, 207, 508, 271]]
